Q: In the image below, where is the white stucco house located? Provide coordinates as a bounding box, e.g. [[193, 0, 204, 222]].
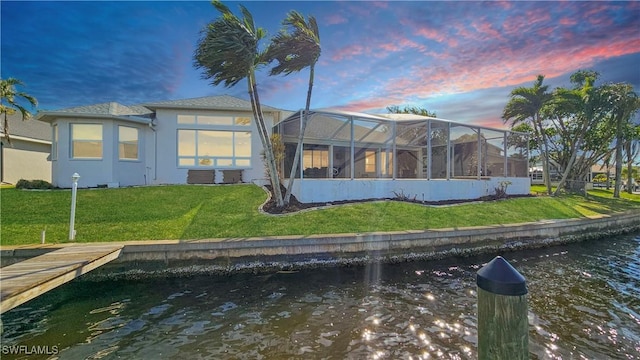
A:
[[37, 95, 285, 188], [1, 113, 52, 184], [36, 95, 530, 202]]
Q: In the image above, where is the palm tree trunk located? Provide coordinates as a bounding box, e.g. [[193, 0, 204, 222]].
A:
[[284, 64, 315, 204], [247, 72, 284, 207], [535, 115, 552, 195], [2, 113, 10, 144]]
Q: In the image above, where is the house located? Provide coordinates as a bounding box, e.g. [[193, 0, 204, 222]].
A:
[[0, 113, 52, 184], [36, 96, 530, 203], [274, 109, 530, 203], [36, 96, 286, 188]]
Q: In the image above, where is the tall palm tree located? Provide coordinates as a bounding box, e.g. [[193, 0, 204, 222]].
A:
[[0, 77, 38, 144], [604, 82, 639, 197], [194, 0, 284, 206], [265, 10, 321, 204], [503, 75, 553, 195]]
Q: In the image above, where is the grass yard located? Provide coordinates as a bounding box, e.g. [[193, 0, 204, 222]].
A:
[[1, 184, 638, 246]]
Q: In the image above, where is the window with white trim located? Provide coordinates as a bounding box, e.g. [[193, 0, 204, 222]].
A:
[[71, 124, 102, 159], [177, 129, 251, 168], [118, 126, 139, 160]]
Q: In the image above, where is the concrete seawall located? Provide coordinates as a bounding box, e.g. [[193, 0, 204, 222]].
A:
[[2, 210, 639, 279]]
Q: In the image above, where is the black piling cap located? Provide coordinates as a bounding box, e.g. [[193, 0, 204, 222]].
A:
[[476, 256, 528, 296]]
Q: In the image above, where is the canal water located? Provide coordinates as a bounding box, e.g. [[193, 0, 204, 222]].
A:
[[2, 233, 639, 359]]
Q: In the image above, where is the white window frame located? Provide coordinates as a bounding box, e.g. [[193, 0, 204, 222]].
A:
[[70, 123, 103, 160], [176, 113, 253, 169], [118, 126, 139, 161]]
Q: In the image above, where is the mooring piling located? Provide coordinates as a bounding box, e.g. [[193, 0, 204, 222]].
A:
[[476, 256, 529, 360]]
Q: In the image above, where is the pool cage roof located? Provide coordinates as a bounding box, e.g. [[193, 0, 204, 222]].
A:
[[274, 109, 529, 180]]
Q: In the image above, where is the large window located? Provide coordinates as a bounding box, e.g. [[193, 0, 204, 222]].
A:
[[71, 124, 102, 159], [177, 130, 251, 167], [119, 126, 139, 160]]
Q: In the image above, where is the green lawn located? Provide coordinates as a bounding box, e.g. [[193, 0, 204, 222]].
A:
[[1, 184, 638, 246]]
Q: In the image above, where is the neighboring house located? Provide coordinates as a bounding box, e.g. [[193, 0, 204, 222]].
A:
[[0, 113, 52, 184], [36, 96, 285, 188]]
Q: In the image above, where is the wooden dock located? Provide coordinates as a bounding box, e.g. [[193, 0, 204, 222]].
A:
[[0, 244, 123, 314]]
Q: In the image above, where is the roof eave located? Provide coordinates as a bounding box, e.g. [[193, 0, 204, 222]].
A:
[[0, 133, 52, 145], [143, 103, 279, 112], [36, 112, 152, 125]]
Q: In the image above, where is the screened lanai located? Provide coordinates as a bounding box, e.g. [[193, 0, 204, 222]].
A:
[[273, 109, 530, 203]]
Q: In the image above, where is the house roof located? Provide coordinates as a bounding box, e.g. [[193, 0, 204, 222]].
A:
[[143, 95, 281, 112], [1, 112, 51, 143], [48, 102, 153, 116], [36, 102, 154, 124]]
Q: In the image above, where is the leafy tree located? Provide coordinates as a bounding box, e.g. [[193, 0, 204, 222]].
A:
[[387, 105, 436, 117], [503, 75, 553, 195], [265, 10, 321, 205], [194, 1, 284, 206], [0, 77, 38, 144], [549, 70, 608, 195]]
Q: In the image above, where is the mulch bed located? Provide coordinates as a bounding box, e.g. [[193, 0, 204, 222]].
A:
[[262, 185, 533, 214]]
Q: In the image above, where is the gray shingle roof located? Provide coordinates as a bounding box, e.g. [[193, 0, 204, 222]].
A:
[[51, 102, 153, 117], [1, 113, 51, 142], [143, 95, 281, 112]]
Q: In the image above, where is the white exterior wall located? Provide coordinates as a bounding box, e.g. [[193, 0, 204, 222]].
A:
[[51, 118, 150, 188], [289, 177, 530, 203], [152, 109, 271, 185], [53, 118, 111, 188], [1, 139, 51, 183], [111, 121, 149, 187]]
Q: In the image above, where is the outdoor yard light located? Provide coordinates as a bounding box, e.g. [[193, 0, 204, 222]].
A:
[[69, 173, 80, 241]]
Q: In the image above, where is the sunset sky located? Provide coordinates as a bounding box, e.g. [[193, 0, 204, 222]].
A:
[[2, 1, 639, 129]]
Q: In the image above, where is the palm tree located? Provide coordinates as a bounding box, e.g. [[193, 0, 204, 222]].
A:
[[604, 82, 639, 197], [0, 77, 38, 144], [503, 75, 553, 195], [265, 10, 321, 204], [194, 0, 284, 206]]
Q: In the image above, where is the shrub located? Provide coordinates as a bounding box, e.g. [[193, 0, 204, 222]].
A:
[[15, 179, 53, 190]]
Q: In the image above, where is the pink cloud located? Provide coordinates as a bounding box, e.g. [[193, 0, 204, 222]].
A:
[[374, 27, 640, 107], [414, 26, 449, 43], [559, 17, 577, 26], [325, 13, 347, 25], [471, 20, 504, 42], [331, 44, 367, 61]]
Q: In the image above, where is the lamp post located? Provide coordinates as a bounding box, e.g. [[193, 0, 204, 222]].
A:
[[69, 173, 80, 241]]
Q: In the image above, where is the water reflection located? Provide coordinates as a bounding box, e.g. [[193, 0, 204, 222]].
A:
[[1, 234, 639, 359]]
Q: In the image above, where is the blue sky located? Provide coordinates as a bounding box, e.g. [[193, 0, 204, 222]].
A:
[[1, 1, 639, 128]]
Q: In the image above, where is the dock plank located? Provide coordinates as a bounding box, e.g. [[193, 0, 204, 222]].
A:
[[0, 244, 123, 314]]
